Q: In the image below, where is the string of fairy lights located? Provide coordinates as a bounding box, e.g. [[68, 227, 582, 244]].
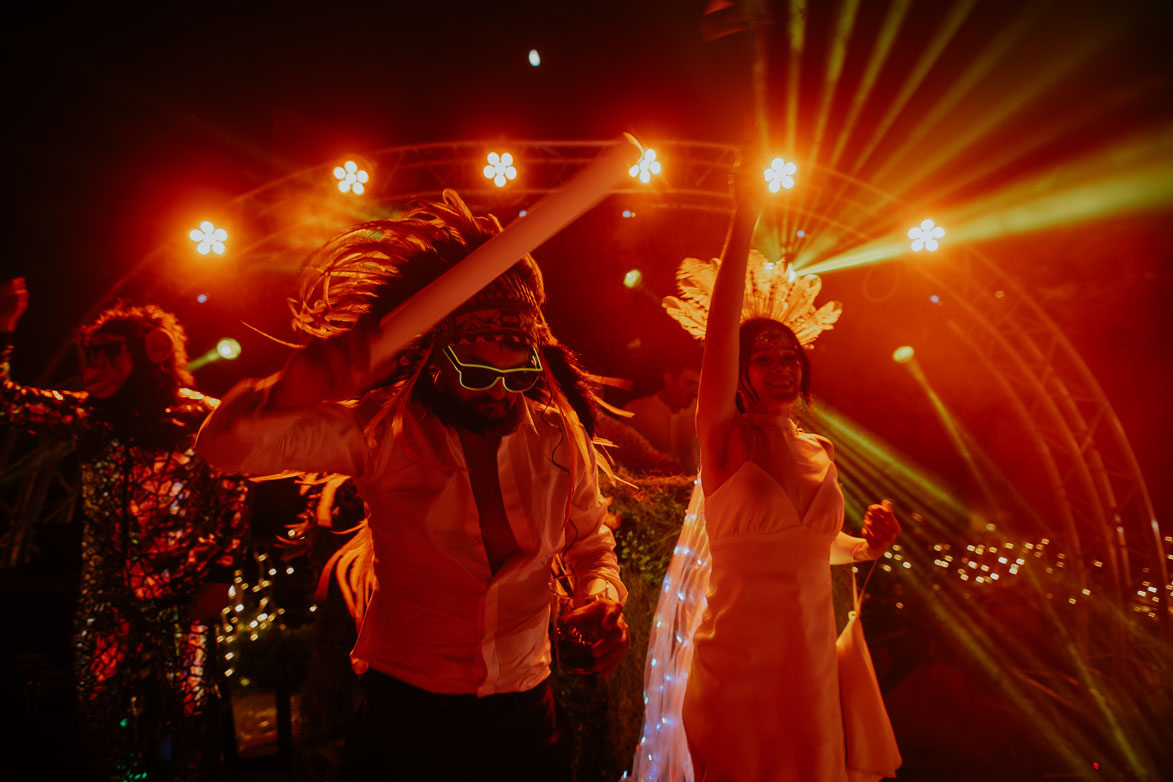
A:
[[217, 550, 293, 684], [874, 534, 1173, 620], [219, 532, 1171, 675], [214, 480, 1169, 782], [631, 525, 1173, 780]]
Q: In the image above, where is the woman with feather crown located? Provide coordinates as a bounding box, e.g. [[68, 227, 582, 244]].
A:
[[633, 163, 902, 782]]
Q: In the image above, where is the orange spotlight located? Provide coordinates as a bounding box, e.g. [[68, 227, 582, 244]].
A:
[[483, 152, 517, 187], [628, 148, 662, 184], [189, 221, 227, 256], [333, 160, 369, 194], [908, 219, 945, 252]]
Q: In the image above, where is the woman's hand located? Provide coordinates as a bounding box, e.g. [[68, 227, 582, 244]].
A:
[[860, 499, 901, 559], [0, 278, 28, 333]]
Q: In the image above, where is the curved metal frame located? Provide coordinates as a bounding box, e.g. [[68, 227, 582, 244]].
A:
[[1, 140, 1163, 642]]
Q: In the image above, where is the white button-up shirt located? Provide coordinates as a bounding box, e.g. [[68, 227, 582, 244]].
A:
[[197, 382, 625, 696]]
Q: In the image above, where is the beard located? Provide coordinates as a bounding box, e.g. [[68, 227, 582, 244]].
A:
[[413, 374, 519, 434]]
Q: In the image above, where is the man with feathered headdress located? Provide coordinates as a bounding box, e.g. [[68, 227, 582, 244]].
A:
[[197, 190, 629, 781]]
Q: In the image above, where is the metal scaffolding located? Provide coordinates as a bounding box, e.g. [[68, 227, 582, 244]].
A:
[[2, 140, 1164, 644]]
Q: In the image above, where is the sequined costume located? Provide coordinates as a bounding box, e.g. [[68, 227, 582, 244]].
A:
[[1, 337, 249, 781]]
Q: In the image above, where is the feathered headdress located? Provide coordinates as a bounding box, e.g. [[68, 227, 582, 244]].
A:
[[662, 250, 842, 346], [289, 190, 549, 349]]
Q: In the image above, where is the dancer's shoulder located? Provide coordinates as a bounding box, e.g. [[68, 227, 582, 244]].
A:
[[804, 432, 834, 460]]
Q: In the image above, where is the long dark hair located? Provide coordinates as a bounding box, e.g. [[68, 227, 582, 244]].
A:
[[735, 317, 812, 412]]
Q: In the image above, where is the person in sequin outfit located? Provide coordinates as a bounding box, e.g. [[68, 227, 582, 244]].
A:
[[0, 278, 250, 781]]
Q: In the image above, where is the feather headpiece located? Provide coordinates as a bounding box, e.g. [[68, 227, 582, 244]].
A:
[[662, 250, 842, 346]]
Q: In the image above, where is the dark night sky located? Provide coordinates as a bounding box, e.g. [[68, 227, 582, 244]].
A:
[[4, 1, 1172, 526]]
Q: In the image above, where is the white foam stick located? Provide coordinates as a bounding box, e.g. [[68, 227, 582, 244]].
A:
[[370, 134, 644, 366]]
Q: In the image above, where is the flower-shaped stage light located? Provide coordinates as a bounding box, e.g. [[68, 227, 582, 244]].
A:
[[484, 152, 517, 188], [629, 148, 662, 184], [909, 219, 945, 252], [764, 158, 797, 192], [190, 221, 227, 255], [333, 160, 369, 194]]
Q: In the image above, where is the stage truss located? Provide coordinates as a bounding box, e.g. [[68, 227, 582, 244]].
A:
[[2, 140, 1165, 643]]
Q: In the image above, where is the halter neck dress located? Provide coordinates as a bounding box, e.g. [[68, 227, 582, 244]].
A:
[[682, 414, 848, 782]]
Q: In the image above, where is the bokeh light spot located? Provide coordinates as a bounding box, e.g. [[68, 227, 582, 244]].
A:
[[217, 338, 242, 360]]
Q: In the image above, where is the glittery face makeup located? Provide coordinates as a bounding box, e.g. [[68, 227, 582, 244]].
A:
[[755, 327, 800, 352]]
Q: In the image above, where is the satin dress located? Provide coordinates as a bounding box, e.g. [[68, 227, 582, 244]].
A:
[[682, 414, 847, 782]]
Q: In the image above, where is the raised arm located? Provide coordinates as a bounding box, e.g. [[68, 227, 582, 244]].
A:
[[196, 375, 371, 477], [0, 278, 95, 441], [695, 163, 763, 490], [265, 319, 382, 412]]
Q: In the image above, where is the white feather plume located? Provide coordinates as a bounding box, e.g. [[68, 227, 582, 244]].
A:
[[663, 250, 841, 346]]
